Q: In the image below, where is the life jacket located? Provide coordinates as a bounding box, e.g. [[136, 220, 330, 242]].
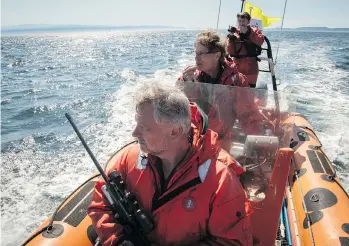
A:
[[194, 61, 248, 87], [227, 28, 263, 60], [246, 42, 262, 58], [232, 42, 262, 59], [88, 104, 252, 246]]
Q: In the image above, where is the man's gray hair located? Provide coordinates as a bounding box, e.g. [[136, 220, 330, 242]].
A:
[[134, 82, 191, 134]]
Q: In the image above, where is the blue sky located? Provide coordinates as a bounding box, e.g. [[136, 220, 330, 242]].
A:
[[2, 0, 349, 28]]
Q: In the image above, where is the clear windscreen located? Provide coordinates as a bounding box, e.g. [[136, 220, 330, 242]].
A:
[[177, 81, 295, 201]]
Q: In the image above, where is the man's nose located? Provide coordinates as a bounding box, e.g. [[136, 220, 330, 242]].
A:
[[132, 126, 140, 138]]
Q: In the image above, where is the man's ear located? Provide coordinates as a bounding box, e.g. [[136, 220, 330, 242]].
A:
[[216, 52, 221, 61], [170, 126, 183, 138]]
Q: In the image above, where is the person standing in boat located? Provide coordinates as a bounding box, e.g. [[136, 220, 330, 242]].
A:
[[88, 82, 253, 246], [226, 12, 264, 88], [179, 30, 248, 87]]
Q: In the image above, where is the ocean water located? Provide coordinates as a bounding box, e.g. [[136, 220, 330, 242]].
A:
[[1, 30, 349, 245]]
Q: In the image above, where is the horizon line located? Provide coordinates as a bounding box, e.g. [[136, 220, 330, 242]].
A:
[[2, 24, 349, 29]]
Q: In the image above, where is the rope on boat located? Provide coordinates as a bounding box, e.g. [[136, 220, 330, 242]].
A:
[[298, 126, 349, 199], [292, 159, 316, 246], [274, 0, 288, 66]]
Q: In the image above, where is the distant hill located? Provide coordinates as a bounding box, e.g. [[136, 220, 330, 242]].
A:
[[265, 27, 349, 32], [1, 24, 183, 34], [2, 25, 348, 34]]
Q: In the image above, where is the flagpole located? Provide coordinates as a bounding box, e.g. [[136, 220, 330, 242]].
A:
[[240, 0, 245, 12], [216, 0, 222, 30], [274, 0, 288, 65]]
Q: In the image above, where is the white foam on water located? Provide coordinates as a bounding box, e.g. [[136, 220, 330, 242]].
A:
[[1, 33, 194, 246], [1, 53, 193, 246], [272, 38, 349, 192]]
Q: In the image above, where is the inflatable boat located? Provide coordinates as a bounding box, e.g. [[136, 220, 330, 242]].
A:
[[22, 80, 349, 245]]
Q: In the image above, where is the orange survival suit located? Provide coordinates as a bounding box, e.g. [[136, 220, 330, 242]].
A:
[[177, 81, 273, 152], [226, 27, 264, 87], [88, 104, 252, 246], [179, 60, 249, 87]]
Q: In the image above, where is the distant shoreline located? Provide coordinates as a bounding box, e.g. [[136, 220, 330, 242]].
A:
[[1, 25, 186, 36], [2, 25, 349, 36], [265, 27, 349, 32]]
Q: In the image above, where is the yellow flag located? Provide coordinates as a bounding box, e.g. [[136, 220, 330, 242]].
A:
[[243, 2, 281, 27]]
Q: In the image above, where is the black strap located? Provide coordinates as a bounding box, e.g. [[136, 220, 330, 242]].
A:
[[197, 66, 224, 85], [233, 54, 257, 59], [151, 177, 201, 212], [232, 40, 261, 59], [212, 65, 224, 85], [235, 43, 244, 58]]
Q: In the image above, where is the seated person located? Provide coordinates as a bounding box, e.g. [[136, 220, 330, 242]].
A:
[[177, 80, 274, 152], [88, 82, 253, 246], [226, 12, 264, 88], [179, 30, 248, 87]]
